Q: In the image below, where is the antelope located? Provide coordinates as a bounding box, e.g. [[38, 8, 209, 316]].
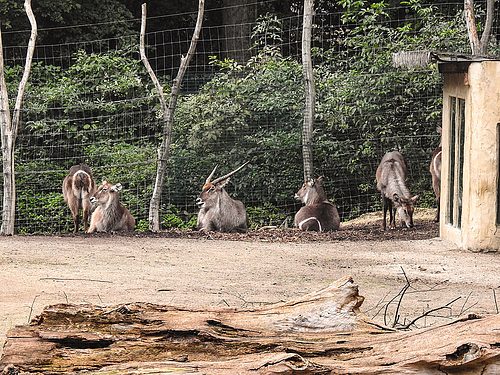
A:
[[196, 162, 249, 233], [376, 151, 419, 230], [294, 176, 340, 232], [87, 181, 135, 233], [430, 127, 442, 222], [62, 165, 96, 232]]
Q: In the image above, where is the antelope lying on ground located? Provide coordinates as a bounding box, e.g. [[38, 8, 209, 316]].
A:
[[294, 176, 340, 232], [87, 181, 135, 233], [196, 162, 249, 233], [430, 128, 442, 222], [62, 165, 96, 232], [376, 151, 419, 230]]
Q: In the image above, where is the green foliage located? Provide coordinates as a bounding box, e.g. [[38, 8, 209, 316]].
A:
[[247, 204, 292, 230], [6, 0, 483, 232], [16, 50, 159, 163], [161, 205, 197, 230]]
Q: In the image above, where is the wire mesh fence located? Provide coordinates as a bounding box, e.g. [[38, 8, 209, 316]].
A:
[[1, 1, 498, 233]]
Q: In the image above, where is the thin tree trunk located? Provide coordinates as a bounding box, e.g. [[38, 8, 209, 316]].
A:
[[0, 0, 36, 235], [143, 0, 205, 232], [464, 0, 494, 56], [301, 0, 315, 181]]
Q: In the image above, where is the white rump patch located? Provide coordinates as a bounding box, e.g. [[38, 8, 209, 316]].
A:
[[74, 170, 90, 178], [433, 150, 442, 172], [298, 217, 322, 232]]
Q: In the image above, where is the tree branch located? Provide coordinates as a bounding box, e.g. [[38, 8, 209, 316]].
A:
[[401, 296, 461, 330], [11, 0, 37, 137], [145, 0, 205, 231], [479, 0, 494, 52]]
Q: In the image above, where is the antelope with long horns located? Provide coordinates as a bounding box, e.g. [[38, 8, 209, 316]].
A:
[[196, 162, 249, 233], [294, 176, 340, 232], [376, 151, 419, 230], [62, 165, 96, 232]]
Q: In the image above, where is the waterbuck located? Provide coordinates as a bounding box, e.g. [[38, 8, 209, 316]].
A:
[[62, 165, 96, 232], [430, 127, 442, 222], [196, 162, 249, 233], [87, 181, 135, 233], [376, 151, 419, 230], [294, 176, 340, 232]]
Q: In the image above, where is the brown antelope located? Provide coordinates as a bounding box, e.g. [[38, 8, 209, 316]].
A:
[[62, 165, 96, 232], [376, 151, 419, 230], [196, 162, 249, 233], [294, 176, 340, 232], [87, 181, 135, 233], [430, 127, 442, 222]]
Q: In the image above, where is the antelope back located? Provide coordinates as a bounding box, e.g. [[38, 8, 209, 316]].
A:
[[376, 151, 419, 228], [295, 202, 340, 232]]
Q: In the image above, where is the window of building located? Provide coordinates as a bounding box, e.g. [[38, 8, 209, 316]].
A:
[[446, 96, 465, 229]]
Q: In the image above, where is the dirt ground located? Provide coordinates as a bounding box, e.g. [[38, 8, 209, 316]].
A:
[[1, 209, 500, 358]]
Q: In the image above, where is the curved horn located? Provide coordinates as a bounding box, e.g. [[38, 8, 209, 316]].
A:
[[206, 165, 218, 184], [212, 161, 249, 185]]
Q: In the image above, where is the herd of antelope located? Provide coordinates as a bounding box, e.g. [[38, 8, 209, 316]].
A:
[[63, 139, 442, 233]]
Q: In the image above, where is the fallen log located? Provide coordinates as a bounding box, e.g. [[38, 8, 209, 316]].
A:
[[2, 275, 500, 374]]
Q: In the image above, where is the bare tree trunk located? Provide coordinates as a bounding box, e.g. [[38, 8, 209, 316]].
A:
[[0, 0, 36, 235], [464, 0, 495, 55], [143, 0, 205, 232], [301, 0, 315, 181]]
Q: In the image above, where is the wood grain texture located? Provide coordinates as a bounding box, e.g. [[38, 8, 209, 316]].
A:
[[2, 276, 500, 374]]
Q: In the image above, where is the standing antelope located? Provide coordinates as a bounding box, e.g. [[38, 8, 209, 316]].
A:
[[62, 165, 96, 232], [196, 162, 249, 233], [430, 127, 442, 222], [294, 176, 340, 232], [376, 151, 419, 230], [87, 181, 135, 233]]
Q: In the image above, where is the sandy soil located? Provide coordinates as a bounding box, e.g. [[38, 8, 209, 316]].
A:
[[1, 210, 500, 357]]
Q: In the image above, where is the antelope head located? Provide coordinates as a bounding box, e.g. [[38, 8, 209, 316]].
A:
[[393, 193, 419, 228], [196, 162, 249, 209], [295, 176, 326, 206]]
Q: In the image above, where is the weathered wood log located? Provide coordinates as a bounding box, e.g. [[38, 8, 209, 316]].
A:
[[2, 276, 500, 374]]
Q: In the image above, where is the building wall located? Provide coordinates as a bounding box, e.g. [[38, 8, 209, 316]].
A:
[[440, 61, 500, 251]]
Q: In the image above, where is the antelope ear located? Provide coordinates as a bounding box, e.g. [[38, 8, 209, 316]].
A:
[[112, 183, 123, 192], [411, 195, 419, 203], [393, 193, 400, 202], [101, 180, 108, 185], [317, 176, 324, 184]]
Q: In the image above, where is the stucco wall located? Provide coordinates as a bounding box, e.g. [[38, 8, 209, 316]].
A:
[[440, 61, 500, 251]]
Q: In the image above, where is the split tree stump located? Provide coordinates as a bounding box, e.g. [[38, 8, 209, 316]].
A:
[[2, 276, 500, 374]]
